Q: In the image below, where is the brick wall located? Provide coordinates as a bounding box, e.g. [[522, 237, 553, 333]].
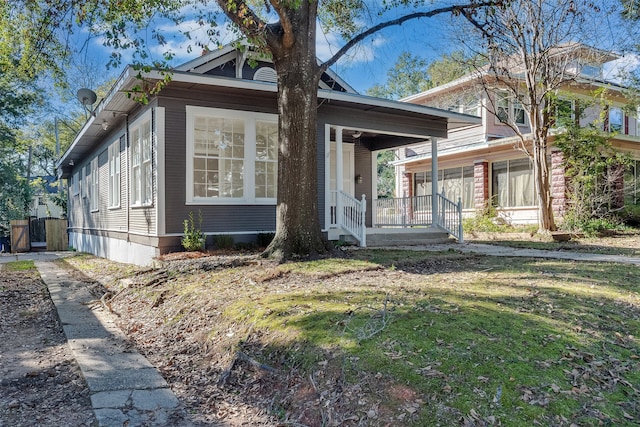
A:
[[402, 172, 412, 198]]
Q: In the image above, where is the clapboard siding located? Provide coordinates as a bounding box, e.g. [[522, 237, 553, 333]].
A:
[[354, 143, 373, 227], [158, 92, 280, 235]]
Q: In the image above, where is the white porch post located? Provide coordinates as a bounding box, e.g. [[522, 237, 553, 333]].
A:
[[431, 136, 438, 228], [336, 126, 344, 227], [324, 124, 331, 230]]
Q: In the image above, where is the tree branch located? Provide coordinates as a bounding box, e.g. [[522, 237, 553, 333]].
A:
[[215, 0, 267, 41], [267, 0, 295, 49], [319, 1, 502, 74]]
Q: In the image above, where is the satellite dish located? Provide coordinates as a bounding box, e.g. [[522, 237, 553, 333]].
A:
[[77, 88, 97, 106], [77, 88, 98, 118]]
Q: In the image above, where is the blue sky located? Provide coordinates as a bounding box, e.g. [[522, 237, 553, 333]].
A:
[[70, 1, 639, 97], [71, 3, 465, 95]]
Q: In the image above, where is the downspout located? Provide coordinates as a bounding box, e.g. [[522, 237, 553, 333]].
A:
[[126, 115, 130, 242], [336, 126, 343, 229]]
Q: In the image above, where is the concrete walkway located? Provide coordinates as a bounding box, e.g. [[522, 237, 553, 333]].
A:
[[399, 242, 640, 266], [34, 260, 194, 427]]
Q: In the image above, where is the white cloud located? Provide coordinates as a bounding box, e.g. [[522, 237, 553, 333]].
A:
[[316, 26, 386, 66]]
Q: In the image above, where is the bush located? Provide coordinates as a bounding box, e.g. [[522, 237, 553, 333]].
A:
[[182, 211, 205, 251], [214, 234, 234, 250], [561, 212, 622, 237], [462, 205, 515, 233]]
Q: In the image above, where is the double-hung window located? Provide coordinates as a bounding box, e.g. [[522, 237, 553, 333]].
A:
[[71, 172, 79, 196], [90, 157, 99, 212], [108, 137, 121, 208], [609, 107, 624, 133], [554, 99, 575, 128], [186, 106, 278, 204], [131, 116, 152, 206], [495, 91, 526, 126]]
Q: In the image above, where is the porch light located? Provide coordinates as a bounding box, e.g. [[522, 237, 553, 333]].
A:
[[355, 174, 363, 184]]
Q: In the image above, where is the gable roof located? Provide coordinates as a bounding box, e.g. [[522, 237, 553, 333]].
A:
[[176, 42, 357, 94]]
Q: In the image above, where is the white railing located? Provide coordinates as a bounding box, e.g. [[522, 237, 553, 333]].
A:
[[331, 191, 367, 246], [437, 194, 464, 242], [373, 194, 464, 242], [374, 195, 432, 227]]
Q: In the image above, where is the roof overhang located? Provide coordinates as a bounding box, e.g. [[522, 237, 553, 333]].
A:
[[57, 68, 481, 178]]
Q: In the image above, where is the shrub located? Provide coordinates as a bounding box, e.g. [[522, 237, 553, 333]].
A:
[[462, 205, 515, 233], [214, 234, 234, 250], [561, 211, 622, 237], [182, 211, 205, 251]]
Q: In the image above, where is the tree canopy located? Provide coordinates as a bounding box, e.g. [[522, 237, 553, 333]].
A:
[[1, 0, 502, 258]]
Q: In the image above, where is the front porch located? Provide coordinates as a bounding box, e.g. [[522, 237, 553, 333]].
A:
[[323, 125, 464, 247], [328, 192, 463, 247]]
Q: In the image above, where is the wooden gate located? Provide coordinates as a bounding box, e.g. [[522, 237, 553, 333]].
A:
[[10, 219, 30, 253], [45, 219, 68, 251]]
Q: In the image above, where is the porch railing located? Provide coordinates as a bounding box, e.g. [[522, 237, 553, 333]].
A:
[[330, 190, 367, 246], [374, 195, 432, 227], [436, 194, 464, 243], [373, 194, 464, 242]]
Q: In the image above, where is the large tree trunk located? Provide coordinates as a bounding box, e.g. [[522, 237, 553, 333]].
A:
[[262, 3, 330, 261]]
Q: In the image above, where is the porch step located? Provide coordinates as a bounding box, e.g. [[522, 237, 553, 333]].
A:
[[340, 228, 454, 247]]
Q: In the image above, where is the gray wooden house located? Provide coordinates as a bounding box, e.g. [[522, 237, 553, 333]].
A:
[[57, 44, 479, 265]]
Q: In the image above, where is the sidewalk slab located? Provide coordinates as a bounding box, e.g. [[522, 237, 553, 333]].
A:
[[34, 260, 195, 427]]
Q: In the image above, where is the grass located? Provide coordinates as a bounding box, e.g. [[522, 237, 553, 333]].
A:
[[3, 260, 35, 271], [64, 250, 640, 426]]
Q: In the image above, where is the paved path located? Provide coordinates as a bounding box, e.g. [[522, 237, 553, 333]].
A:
[[405, 242, 640, 266], [34, 260, 194, 427], [0, 251, 72, 263]]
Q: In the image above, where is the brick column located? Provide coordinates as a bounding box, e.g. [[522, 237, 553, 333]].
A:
[[402, 172, 413, 198], [474, 160, 489, 210], [551, 150, 567, 218]]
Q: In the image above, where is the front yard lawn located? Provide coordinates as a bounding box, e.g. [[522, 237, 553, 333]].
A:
[[64, 249, 640, 426]]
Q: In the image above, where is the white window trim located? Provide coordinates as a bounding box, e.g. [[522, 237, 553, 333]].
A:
[[71, 172, 79, 196], [185, 106, 278, 205], [608, 106, 625, 133], [130, 111, 153, 207], [90, 157, 99, 212], [494, 91, 527, 127], [108, 137, 121, 209]]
